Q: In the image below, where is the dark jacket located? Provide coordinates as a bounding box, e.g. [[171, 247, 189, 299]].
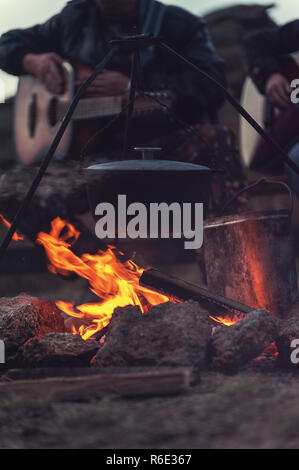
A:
[[245, 20, 299, 94], [0, 0, 226, 123]]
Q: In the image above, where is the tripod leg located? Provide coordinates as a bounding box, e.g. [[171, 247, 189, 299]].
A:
[[122, 48, 140, 159], [0, 46, 117, 263]]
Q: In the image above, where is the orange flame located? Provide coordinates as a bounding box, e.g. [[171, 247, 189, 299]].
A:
[[37, 217, 170, 340], [0, 214, 24, 241], [36, 217, 279, 359], [210, 314, 245, 327]]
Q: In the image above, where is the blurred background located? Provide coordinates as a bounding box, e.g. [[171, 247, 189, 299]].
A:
[[0, 0, 296, 167], [0, 0, 296, 98]]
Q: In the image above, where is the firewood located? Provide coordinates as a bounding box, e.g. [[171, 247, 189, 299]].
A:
[[140, 268, 252, 316], [209, 309, 279, 373], [2, 367, 106, 381], [2, 367, 175, 381], [0, 368, 190, 401]]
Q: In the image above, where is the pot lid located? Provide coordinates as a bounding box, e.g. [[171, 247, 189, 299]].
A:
[[85, 160, 213, 173]]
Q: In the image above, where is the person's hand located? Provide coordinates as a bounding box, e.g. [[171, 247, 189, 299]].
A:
[[76, 70, 130, 97], [265, 73, 292, 109], [22, 52, 66, 95]]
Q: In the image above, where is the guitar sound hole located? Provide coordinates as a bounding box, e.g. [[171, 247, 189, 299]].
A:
[[28, 93, 37, 138], [48, 97, 58, 127]]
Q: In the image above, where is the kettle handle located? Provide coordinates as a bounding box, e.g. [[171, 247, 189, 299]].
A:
[[133, 147, 162, 160], [220, 177, 294, 220]]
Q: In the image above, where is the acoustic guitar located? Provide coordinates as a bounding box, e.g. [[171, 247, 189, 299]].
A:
[[14, 63, 173, 165], [240, 55, 299, 171]]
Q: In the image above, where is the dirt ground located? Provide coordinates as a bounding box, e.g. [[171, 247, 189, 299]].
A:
[[1, 367, 299, 449]]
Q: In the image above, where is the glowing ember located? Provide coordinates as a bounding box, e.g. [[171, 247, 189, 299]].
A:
[[210, 314, 245, 327], [0, 214, 24, 241], [37, 217, 170, 340], [257, 342, 279, 359]]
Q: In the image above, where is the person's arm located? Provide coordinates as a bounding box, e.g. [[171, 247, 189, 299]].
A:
[[245, 20, 299, 95], [147, 15, 226, 120], [0, 13, 63, 76], [0, 13, 67, 94]]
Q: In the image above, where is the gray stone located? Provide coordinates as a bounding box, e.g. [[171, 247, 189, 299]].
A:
[[17, 332, 99, 367], [94, 301, 212, 379], [0, 293, 65, 359], [210, 309, 279, 373]]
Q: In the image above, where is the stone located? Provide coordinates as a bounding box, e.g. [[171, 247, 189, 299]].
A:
[[210, 309, 279, 373], [0, 293, 65, 359], [17, 332, 99, 367], [94, 301, 212, 380]]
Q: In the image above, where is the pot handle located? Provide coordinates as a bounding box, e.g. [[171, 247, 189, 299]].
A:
[[134, 147, 162, 160], [220, 177, 294, 221]]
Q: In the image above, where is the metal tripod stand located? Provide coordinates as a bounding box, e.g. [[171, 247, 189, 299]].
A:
[[0, 33, 299, 262]]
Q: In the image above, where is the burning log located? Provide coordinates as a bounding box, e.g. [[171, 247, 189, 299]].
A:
[[209, 309, 279, 373], [94, 302, 212, 380], [140, 268, 252, 317], [16, 333, 100, 368], [0, 293, 65, 360], [0, 369, 190, 400]]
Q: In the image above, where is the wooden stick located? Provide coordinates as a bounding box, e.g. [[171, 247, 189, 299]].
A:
[[140, 268, 252, 316], [0, 368, 190, 401]]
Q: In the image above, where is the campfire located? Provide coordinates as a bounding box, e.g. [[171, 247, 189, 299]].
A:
[[36, 217, 171, 340], [35, 217, 249, 338], [0, 212, 299, 384]]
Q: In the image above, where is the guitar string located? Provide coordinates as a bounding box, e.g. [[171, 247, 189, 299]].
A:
[[79, 97, 137, 165]]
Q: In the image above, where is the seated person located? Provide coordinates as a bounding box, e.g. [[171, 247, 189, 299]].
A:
[[0, 0, 245, 213], [245, 20, 299, 193]]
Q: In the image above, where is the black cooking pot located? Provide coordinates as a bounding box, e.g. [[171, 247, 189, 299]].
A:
[[84, 150, 216, 222]]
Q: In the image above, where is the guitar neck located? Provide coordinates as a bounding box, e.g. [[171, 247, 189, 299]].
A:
[[57, 96, 123, 121], [57, 92, 172, 122]]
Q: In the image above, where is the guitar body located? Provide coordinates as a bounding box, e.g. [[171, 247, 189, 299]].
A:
[[240, 55, 299, 171], [14, 62, 75, 165], [240, 76, 266, 169], [14, 63, 172, 166]]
